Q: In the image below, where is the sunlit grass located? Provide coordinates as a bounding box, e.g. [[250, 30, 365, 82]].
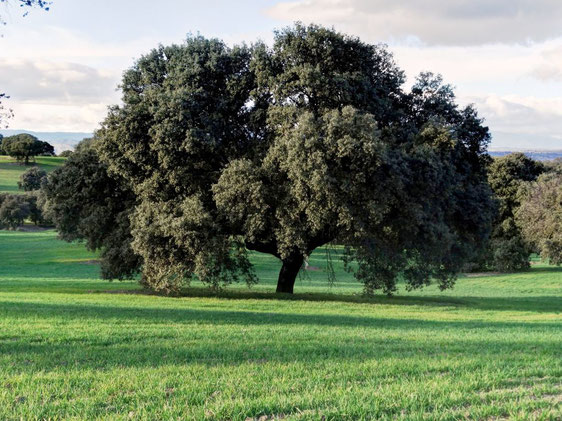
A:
[[0, 155, 65, 194], [0, 230, 560, 420]]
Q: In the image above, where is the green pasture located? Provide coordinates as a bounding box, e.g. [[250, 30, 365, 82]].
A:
[[0, 155, 66, 194], [0, 229, 560, 420]]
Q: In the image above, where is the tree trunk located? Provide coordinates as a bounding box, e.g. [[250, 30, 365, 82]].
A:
[[276, 253, 304, 294]]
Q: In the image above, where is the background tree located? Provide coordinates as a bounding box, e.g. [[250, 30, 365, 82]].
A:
[[2, 133, 54, 164], [485, 153, 545, 271], [58, 150, 73, 157], [52, 25, 495, 294], [37, 140, 55, 156], [517, 173, 562, 265], [18, 166, 47, 191], [0, 194, 29, 229], [42, 138, 140, 279], [544, 158, 562, 175]]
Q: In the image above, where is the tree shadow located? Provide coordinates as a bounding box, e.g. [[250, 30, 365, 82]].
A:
[[0, 300, 559, 373], [167, 287, 562, 313]]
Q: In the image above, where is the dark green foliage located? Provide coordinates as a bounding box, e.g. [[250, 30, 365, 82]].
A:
[[37, 140, 55, 156], [517, 173, 562, 265], [0, 192, 43, 228], [18, 166, 47, 191], [0, 194, 29, 228], [544, 158, 562, 175], [2, 134, 55, 164], [484, 153, 545, 271], [54, 24, 494, 294], [42, 138, 141, 280]]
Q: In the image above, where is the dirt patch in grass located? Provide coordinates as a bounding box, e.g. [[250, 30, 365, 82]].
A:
[[96, 289, 154, 296], [463, 272, 503, 278], [80, 259, 101, 265]]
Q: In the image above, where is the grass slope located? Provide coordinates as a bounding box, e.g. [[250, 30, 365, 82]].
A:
[[0, 230, 560, 420], [0, 156, 65, 194]]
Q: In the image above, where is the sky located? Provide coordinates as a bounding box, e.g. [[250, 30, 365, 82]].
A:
[[1, 0, 562, 150]]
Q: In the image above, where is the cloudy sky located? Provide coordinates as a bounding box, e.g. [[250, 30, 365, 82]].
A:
[[1, 0, 562, 150]]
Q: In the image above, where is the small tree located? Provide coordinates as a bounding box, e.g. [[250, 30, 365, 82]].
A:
[[517, 174, 562, 265], [2, 134, 55, 164], [0, 195, 30, 229], [42, 138, 140, 279], [58, 150, 73, 157], [485, 153, 545, 271], [18, 167, 47, 191]]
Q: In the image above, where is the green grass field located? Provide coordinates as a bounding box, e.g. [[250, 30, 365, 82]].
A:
[[0, 155, 66, 194], [0, 230, 560, 420]]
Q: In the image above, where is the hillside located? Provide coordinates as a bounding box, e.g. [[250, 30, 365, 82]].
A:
[[0, 156, 65, 194]]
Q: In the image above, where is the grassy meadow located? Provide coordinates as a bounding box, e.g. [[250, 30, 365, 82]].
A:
[[0, 229, 560, 420], [0, 155, 66, 194]]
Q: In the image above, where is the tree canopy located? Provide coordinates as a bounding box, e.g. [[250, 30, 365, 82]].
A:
[[47, 24, 495, 294], [18, 166, 47, 191], [517, 173, 562, 265], [43, 138, 140, 279], [485, 153, 545, 271], [2, 133, 54, 164]]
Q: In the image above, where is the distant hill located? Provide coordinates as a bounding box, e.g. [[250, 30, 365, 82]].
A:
[[0, 130, 93, 154], [489, 150, 562, 161]]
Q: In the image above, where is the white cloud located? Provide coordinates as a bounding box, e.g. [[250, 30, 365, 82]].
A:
[[1, 8, 562, 149], [0, 59, 119, 105], [467, 94, 562, 149], [530, 45, 562, 82], [266, 0, 562, 46], [7, 102, 109, 132], [0, 26, 157, 132]]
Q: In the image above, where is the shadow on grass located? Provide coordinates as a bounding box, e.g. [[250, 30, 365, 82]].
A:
[[1, 280, 560, 312], [1, 300, 560, 329], [0, 300, 560, 372], [163, 287, 562, 313], [523, 266, 562, 274]]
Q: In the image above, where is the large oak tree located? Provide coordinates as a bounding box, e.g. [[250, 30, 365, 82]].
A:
[[47, 24, 495, 294]]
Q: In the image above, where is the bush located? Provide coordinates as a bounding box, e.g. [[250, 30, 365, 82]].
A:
[[18, 167, 47, 191], [517, 174, 562, 265], [0, 192, 48, 229], [480, 153, 545, 271]]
